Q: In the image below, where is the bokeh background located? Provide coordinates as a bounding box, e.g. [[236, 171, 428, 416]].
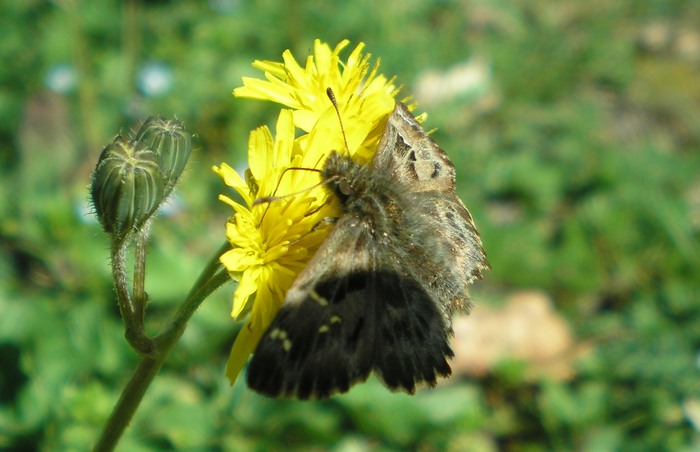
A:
[[2, 0, 700, 450]]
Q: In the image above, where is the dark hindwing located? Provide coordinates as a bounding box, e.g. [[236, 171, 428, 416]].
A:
[[246, 213, 454, 399], [371, 268, 453, 394]]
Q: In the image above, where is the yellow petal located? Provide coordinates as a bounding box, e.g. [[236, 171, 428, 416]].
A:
[[234, 77, 298, 107], [213, 163, 253, 207], [225, 318, 262, 385], [231, 268, 259, 318], [247, 126, 274, 183], [251, 59, 285, 77], [292, 109, 320, 133], [221, 246, 260, 272], [272, 109, 296, 166], [225, 283, 278, 385]]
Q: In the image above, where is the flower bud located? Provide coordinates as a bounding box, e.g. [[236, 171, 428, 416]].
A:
[[134, 117, 191, 194], [91, 136, 164, 238]]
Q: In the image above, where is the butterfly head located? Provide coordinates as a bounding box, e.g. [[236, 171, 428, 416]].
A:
[[322, 150, 364, 203]]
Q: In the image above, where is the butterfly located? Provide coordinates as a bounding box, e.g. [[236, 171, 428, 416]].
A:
[[246, 101, 490, 399]]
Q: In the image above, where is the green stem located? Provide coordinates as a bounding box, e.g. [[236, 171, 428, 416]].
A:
[[156, 242, 231, 345], [133, 225, 150, 325], [92, 356, 162, 452], [111, 235, 154, 356], [93, 242, 231, 452]]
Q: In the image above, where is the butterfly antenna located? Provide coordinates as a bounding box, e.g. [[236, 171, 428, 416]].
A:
[[326, 88, 350, 156], [254, 167, 324, 206], [254, 166, 327, 226]]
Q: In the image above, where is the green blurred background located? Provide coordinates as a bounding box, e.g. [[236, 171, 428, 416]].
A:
[[2, 0, 699, 450]]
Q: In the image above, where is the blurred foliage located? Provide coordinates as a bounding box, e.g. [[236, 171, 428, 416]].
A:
[[1, 0, 699, 450]]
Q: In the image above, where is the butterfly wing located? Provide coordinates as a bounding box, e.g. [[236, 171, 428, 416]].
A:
[[246, 211, 454, 399], [370, 265, 454, 394], [371, 102, 458, 194], [373, 103, 490, 316], [246, 215, 375, 399]]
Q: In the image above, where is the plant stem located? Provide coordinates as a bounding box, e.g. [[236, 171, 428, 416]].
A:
[[92, 356, 163, 452], [111, 235, 154, 356], [93, 243, 231, 451], [156, 242, 232, 345], [133, 226, 150, 325]]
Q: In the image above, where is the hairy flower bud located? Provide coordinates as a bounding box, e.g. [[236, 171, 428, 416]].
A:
[[91, 136, 164, 238], [134, 117, 191, 195]]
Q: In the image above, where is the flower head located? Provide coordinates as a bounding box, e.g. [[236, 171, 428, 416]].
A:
[[235, 39, 398, 163], [216, 40, 397, 384]]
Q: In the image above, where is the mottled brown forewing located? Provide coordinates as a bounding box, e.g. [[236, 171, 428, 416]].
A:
[[246, 102, 489, 399]]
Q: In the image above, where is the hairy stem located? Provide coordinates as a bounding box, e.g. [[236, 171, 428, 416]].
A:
[[94, 242, 231, 451], [132, 225, 151, 325], [111, 236, 154, 356]]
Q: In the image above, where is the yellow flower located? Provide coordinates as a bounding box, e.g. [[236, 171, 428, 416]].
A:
[[214, 110, 334, 383], [235, 38, 397, 163], [216, 40, 397, 385]]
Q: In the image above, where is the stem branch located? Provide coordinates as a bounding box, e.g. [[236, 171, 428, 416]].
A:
[[111, 236, 154, 356], [94, 242, 231, 451]]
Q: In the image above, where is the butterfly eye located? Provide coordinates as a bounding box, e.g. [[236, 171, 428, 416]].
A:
[[338, 179, 352, 196]]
